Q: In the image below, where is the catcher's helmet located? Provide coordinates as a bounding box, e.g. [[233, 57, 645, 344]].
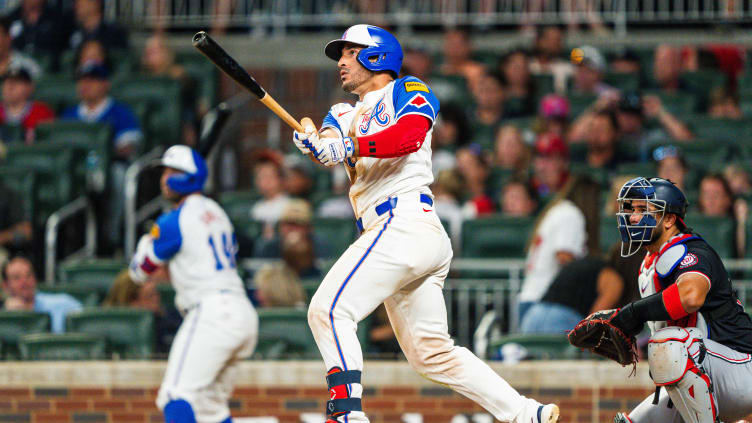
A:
[[325, 24, 403, 76], [155, 145, 208, 194], [616, 177, 688, 257]]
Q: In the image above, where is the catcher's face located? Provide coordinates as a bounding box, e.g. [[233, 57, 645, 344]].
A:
[[625, 199, 664, 242]]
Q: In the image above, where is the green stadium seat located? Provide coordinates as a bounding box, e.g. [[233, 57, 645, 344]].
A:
[[600, 215, 622, 254], [111, 76, 182, 147], [254, 308, 318, 359], [33, 76, 77, 113], [232, 217, 262, 259], [5, 143, 75, 223], [531, 74, 555, 98], [570, 164, 610, 187], [311, 217, 357, 258], [688, 117, 747, 144], [644, 91, 697, 117], [567, 94, 597, 118], [501, 116, 536, 132], [684, 214, 735, 258], [681, 71, 727, 111], [0, 167, 36, 224], [429, 74, 471, 107], [19, 333, 106, 360], [461, 215, 535, 258], [616, 162, 655, 178], [487, 333, 579, 360], [66, 308, 154, 359], [156, 283, 176, 313], [0, 311, 50, 359], [38, 285, 100, 307], [604, 72, 641, 92], [176, 51, 218, 110], [58, 259, 124, 299], [218, 191, 259, 221]]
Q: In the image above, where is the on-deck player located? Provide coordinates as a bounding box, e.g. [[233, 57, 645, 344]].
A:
[[601, 177, 752, 423], [292, 24, 560, 423], [129, 145, 257, 423]]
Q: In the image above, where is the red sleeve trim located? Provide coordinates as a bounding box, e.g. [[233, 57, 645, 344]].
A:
[[357, 114, 430, 158], [662, 283, 689, 320]]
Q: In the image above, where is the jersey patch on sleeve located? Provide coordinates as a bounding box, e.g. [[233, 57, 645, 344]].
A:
[[404, 81, 428, 92], [153, 207, 183, 260], [150, 224, 160, 239], [679, 253, 698, 268]]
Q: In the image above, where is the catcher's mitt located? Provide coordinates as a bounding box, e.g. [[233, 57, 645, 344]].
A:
[[567, 309, 638, 369]]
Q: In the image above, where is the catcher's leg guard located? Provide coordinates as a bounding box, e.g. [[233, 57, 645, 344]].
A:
[[648, 327, 718, 423], [325, 367, 362, 422], [613, 412, 634, 423]]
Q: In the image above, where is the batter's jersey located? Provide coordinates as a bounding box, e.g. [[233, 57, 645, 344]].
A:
[[638, 232, 752, 353], [135, 194, 246, 312], [320, 76, 440, 218]]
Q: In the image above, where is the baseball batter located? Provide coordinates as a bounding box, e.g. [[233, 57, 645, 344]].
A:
[[129, 145, 257, 423], [292, 24, 559, 423], [604, 177, 752, 423]]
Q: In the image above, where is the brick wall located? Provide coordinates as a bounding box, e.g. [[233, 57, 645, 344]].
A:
[[0, 362, 749, 423]]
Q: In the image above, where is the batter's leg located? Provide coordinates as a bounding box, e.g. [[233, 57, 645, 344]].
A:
[[384, 272, 556, 423]]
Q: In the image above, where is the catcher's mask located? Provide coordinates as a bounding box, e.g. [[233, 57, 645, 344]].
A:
[[616, 177, 688, 257]]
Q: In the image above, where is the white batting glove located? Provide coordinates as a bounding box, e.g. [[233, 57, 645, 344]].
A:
[[292, 123, 319, 156], [315, 136, 355, 167]]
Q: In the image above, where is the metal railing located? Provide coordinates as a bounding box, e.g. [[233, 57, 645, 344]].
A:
[[93, 0, 752, 34], [124, 147, 165, 258], [44, 196, 96, 283]]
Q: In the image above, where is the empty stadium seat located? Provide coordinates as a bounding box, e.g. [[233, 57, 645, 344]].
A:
[[461, 215, 535, 258], [684, 214, 735, 258], [0, 311, 50, 359], [599, 215, 622, 253], [254, 308, 318, 359], [218, 191, 259, 221], [689, 117, 748, 144], [111, 76, 182, 147], [681, 71, 727, 111], [176, 51, 218, 109], [66, 308, 154, 359], [604, 72, 641, 92], [487, 333, 579, 360], [33, 76, 77, 113], [429, 74, 471, 106], [57, 259, 124, 299], [0, 167, 35, 224], [311, 217, 357, 258], [232, 217, 262, 259], [156, 284, 177, 312], [19, 333, 106, 360]]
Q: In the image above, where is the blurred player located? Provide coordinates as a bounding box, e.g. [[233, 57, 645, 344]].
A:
[[129, 145, 257, 423], [602, 177, 752, 423], [293, 24, 559, 423]]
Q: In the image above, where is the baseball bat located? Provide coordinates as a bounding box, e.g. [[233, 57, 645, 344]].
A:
[[192, 31, 305, 133]]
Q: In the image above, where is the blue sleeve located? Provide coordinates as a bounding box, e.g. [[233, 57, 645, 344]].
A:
[[110, 103, 143, 143], [392, 76, 440, 123], [322, 111, 344, 137], [153, 208, 183, 260]]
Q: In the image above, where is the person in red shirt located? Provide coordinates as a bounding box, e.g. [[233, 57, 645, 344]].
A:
[[0, 65, 54, 143]]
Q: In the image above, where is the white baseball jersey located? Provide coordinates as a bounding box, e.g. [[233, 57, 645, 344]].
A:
[[321, 76, 439, 218], [130, 194, 246, 312]]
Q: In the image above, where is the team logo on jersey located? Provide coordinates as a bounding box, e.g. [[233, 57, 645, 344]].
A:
[[150, 224, 160, 239], [404, 81, 428, 92], [679, 253, 698, 268], [359, 97, 390, 134], [408, 93, 429, 107]]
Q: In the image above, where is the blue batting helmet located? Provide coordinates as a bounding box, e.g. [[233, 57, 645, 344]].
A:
[[616, 177, 688, 257], [156, 145, 208, 194], [325, 24, 403, 76]]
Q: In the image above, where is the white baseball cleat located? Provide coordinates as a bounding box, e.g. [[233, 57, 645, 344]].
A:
[[537, 404, 560, 423]]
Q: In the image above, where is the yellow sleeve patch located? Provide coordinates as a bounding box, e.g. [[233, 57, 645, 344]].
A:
[[150, 224, 160, 239], [404, 81, 428, 93]]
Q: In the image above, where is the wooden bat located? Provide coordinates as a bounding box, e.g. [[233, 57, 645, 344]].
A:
[[192, 31, 309, 133]]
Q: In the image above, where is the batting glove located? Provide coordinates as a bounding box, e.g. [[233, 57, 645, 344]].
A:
[[316, 136, 355, 167], [292, 123, 319, 156]]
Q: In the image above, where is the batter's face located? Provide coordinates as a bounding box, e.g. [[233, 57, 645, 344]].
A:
[[160, 167, 182, 202], [338, 43, 372, 94]]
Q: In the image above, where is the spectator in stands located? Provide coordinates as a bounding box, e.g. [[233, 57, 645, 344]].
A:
[[520, 256, 623, 334], [432, 169, 464, 251], [252, 262, 306, 308], [519, 176, 600, 321], [251, 154, 290, 239], [282, 230, 321, 280], [582, 110, 621, 171], [500, 179, 538, 217], [254, 198, 329, 261], [469, 72, 505, 148], [0, 64, 54, 143], [401, 45, 433, 82], [62, 61, 143, 250], [698, 173, 735, 218], [570, 45, 616, 97], [529, 25, 573, 94], [75, 39, 108, 69], [368, 305, 400, 355], [652, 44, 685, 93], [1, 255, 81, 333], [0, 19, 41, 79], [141, 33, 201, 145], [498, 49, 535, 117], [68, 0, 129, 51], [438, 29, 485, 89], [707, 86, 742, 119], [530, 133, 569, 199], [283, 157, 314, 200], [456, 144, 494, 218], [431, 104, 468, 176], [0, 182, 32, 260], [316, 167, 353, 219], [493, 125, 530, 179], [654, 145, 688, 190], [723, 163, 752, 198], [535, 94, 570, 138], [5, 0, 72, 65], [609, 49, 642, 75]]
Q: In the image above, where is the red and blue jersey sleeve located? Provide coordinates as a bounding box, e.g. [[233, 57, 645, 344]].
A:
[[392, 76, 440, 124]]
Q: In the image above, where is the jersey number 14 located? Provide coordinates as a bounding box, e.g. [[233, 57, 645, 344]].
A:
[[208, 232, 238, 270]]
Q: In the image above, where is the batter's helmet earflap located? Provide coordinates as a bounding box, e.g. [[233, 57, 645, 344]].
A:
[[325, 24, 403, 76], [155, 145, 208, 194]]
